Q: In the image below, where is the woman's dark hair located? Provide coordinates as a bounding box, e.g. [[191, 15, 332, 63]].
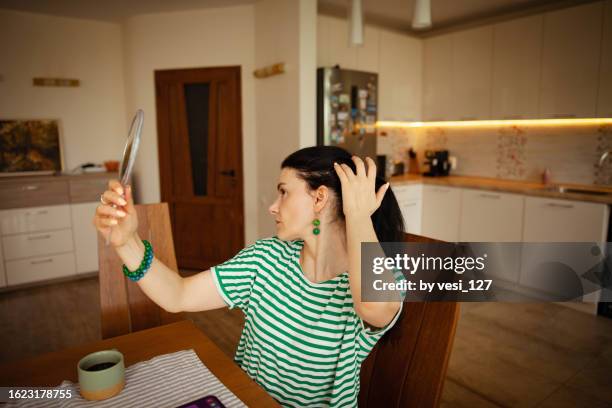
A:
[[281, 146, 405, 242]]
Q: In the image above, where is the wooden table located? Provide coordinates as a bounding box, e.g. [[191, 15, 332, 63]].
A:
[[0, 320, 279, 407]]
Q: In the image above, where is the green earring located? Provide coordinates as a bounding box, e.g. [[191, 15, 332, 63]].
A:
[[312, 218, 320, 235]]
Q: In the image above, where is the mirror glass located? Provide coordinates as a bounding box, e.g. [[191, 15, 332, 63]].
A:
[[119, 109, 144, 186]]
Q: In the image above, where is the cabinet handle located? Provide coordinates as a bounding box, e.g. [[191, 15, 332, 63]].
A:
[[25, 210, 48, 216], [479, 193, 500, 199], [433, 188, 451, 193], [404, 202, 417, 207], [546, 202, 574, 209], [31, 258, 53, 265], [22, 185, 40, 191], [27, 234, 51, 240]]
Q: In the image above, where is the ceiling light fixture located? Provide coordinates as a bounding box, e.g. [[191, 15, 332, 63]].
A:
[[412, 0, 432, 30], [349, 0, 364, 46]]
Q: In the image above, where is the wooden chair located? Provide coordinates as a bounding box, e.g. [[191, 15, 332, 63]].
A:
[[359, 233, 460, 408], [97, 203, 184, 339]]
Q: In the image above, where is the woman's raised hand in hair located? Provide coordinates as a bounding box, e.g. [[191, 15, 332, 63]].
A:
[[333, 156, 389, 219]]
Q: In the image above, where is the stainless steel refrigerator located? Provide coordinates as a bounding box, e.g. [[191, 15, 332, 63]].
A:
[[317, 67, 378, 158]]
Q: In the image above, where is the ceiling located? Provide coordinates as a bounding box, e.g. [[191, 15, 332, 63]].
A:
[[0, 0, 256, 22], [319, 0, 594, 35], [0, 0, 594, 33]]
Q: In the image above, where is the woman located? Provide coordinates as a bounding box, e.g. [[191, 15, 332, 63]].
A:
[[93, 146, 405, 407]]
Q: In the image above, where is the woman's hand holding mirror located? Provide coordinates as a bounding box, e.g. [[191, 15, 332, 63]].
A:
[[93, 180, 139, 248]]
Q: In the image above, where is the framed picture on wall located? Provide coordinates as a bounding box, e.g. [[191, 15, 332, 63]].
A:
[[0, 119, 64, 176]]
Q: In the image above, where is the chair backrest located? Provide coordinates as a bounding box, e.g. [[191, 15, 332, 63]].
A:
[[359, 233, 460, 408], [98, 203, 184, 339]]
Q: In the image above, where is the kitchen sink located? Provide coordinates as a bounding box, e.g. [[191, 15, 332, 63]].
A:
[[540, 185, 612, 196]]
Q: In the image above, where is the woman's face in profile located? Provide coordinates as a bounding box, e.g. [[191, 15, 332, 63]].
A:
[[269, 168, 317, 241]]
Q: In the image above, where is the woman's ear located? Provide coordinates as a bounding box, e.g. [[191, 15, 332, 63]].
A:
[[312, 185, 329, 213]]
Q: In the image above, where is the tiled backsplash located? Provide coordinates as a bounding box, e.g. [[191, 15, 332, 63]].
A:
[[379, 123, 612, 186]]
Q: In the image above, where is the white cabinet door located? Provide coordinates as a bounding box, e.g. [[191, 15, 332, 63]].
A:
[[491, 15, 543, 119], [459, 189, 524, 242], [327, 16, 358, 70], [71, 202, 100, 274], [2, 229, 74, 261], [421, 185, 461, 242], [451, 26, 494, 120], [423, 34, 454, 121], [6, 253, 76, 286], [400, 199, 422, 235], [0, 205, 71, 235], [598, 0, 612, 117], [356, 25, 379, 73], [520, 197, 609, 302], [540, 2, 603, 118], [459, 189, 524, 283], [317, 15, 332, 68], [522, 197, 609, 243], [379, 30, 422, 121], [393, 184, 423, 234]]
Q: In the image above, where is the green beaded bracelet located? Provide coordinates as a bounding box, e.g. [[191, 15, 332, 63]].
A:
[[123, 240, 154, 282]]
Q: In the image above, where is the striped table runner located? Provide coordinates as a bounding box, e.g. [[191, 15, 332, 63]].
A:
[[10, 349, 247, 408]]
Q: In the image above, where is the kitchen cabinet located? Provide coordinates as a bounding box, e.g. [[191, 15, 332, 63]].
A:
[[598, 0, 612, 117], [0, 205, 72, 235], [451, 26, 494, 120], [378, 30, 422, 121], [317, 15, 332, 68], [393, 184, 422, 234], [459, 189, 524, 242], [491, 15, 543, 119], [2, 228, 74, 261], [421, 185, 461, 242], [422, 34, 454, 121], [539, 2, 603, 118], [326, 16, 358, 70], [0, 173, 114, 288], [71, 202, 100, 274], [519, 196, 609, 304], [522, 196, 608, 243], [6, 253, 76, 286], [459, 189, 524, 283], [356, 25, 379, 73]]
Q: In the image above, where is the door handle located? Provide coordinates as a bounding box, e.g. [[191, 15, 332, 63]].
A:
[[220, 169, 236, 177]]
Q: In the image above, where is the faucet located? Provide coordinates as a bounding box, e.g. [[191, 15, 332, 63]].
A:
[[598, 150, 612, 167]]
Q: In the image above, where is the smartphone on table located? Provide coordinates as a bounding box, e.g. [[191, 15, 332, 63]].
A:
[[175, 394, 226, 408]]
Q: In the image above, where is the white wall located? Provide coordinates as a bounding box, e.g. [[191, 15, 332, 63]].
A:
[[0, 10, 127, 171], [254, 0, 317, 237], [121, 5, 259, 244]]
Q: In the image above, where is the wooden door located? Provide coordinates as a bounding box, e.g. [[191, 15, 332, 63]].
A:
[[155, 67, 244, 270]]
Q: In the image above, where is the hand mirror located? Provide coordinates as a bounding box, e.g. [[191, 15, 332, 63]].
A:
[[106, 109, 143, 246], [118, 109, 144, 186]]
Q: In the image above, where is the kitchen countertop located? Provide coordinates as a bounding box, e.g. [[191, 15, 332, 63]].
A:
[[389, 174, 612, 205]]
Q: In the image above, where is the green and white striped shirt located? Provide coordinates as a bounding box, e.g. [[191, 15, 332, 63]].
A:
[[211, 236, 403, 408]]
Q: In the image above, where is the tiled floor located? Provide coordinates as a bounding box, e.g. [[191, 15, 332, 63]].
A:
[[442, 302, 612, 407], [1, 277, 611, 407]]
